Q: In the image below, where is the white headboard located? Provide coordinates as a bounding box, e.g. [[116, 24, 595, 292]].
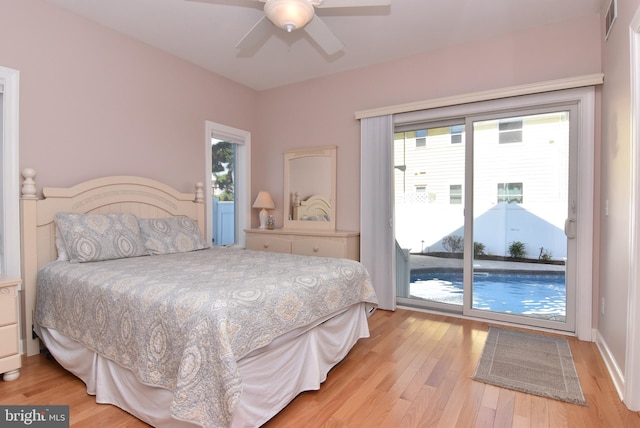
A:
[[20, 168, 206, 356]]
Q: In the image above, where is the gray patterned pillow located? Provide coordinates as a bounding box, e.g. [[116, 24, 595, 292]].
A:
[[54, 212, 147, 262], [139, 217, 208, 255]]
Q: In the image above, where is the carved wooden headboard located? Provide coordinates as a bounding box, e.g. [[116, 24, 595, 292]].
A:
[[19, 168, 205, 356]]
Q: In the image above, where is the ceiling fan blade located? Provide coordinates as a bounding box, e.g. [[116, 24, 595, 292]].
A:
[[236, 16, 273, 51], [316, 0, 390, 8], [303, 15, 344, 55]]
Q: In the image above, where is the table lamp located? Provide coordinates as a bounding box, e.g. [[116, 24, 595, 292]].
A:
[[253, 191, 275, 229]]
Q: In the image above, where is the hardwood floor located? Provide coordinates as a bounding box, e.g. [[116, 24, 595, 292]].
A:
[[1, 309, 639, 427]]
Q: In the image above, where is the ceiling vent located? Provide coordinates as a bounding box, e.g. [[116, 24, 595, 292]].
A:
[[605, 0, 617, 41]]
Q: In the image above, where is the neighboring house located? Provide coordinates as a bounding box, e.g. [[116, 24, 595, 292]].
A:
[[394, 112, 570, 259]]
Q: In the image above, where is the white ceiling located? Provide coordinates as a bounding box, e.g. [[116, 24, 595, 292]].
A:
[[43, 0, 604, 91]]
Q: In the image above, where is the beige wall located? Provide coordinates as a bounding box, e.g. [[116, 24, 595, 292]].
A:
[[1, 0, 258, 194], [600, 0, 640, 380]]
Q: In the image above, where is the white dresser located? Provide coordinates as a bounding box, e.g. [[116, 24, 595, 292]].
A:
[[245, 229, 360, 261], [0, 278, 21, 381]]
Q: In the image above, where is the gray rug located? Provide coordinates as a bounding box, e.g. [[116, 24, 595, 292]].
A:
[[472, 326, 586, 405]]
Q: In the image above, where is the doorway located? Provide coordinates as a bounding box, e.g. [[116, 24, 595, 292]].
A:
[[394, 94, 588, 333], [204, 121, 251, 248]]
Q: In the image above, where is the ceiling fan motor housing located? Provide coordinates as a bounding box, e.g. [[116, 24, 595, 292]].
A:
[[264, 0, 316, 32]]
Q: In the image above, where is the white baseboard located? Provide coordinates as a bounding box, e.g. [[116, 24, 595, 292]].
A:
[[595, 329, 625, 402]]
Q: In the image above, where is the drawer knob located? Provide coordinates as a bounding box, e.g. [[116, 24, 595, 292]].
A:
[[313, 247, 319, 252], [263, 243, 269, 248]]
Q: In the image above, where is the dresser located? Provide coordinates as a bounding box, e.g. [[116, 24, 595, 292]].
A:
[[245, 229, 360, 261], [0, 278, 21, 381]]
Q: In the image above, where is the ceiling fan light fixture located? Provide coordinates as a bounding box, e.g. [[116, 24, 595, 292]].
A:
[[264, 0, 315, 32]]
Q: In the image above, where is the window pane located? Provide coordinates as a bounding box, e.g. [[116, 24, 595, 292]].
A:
[[450, 184, 462, 204]]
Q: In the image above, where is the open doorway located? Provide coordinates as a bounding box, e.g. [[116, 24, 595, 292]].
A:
[[204, 121, 251, 248]]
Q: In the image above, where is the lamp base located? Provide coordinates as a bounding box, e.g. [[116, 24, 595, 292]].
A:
[[258, 208, 268, 229]]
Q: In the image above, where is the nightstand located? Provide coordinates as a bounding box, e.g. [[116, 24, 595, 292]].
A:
[[0, 278, 21, 381]]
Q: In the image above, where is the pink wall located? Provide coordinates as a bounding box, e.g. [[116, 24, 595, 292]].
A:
[[1, 0, 258, 194], [599, 0, 640, 380], [254, 14, 602, 231]]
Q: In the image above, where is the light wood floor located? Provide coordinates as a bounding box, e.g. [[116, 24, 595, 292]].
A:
[[1, 309, 639, 427]]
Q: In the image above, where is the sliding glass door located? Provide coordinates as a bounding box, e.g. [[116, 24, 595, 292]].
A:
[[464, 108, 576, 331], [394, 120, 466, 312], [395, 104, 578, 332]]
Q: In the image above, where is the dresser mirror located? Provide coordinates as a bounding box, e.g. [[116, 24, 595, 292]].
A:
[[283, 146, 336, 231]]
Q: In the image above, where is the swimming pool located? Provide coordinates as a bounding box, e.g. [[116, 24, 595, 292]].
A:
[[410, 270, 566, 320]]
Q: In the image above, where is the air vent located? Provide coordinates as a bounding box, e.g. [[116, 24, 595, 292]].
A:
[[605, 0, 617, 41]]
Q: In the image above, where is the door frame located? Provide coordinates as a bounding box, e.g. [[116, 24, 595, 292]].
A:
[[0, 66, 20, 280], [393, 86, 594, 340], [204, 121, 251, 248], [624, 5, 640, 411]]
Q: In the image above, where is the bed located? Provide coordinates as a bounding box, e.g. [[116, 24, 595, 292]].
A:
[[19, 169, 378, 428]]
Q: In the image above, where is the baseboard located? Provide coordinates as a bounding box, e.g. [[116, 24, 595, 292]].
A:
[[595, 329, 625, 401]]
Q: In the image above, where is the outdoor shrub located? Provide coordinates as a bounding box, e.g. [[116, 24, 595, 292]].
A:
[[539, 247, 552, 261], [474, 242, 486, 257], [442, 235, 463, 253], [508, 241, 526, 258]]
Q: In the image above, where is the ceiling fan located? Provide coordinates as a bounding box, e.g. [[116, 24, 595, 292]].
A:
[[236, 0, 391, 55]]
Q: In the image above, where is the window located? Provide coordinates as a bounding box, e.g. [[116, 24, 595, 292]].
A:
[[450, 184, 462, 204], [450, 125, 464, 144], [499, 119, 523, 144], [497, 182, 523, 204], [415, 129, 426, 147]]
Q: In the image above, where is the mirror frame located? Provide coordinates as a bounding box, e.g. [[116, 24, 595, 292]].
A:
[[283, 146, 337, 231]]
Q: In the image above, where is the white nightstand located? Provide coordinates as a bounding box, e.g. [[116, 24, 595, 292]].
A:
[[0, 278, 22, 381]]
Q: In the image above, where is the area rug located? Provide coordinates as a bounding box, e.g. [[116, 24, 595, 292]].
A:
[[472, 326, 586, 405]]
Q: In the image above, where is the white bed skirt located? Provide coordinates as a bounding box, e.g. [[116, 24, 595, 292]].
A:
[[36, 303, 372, 428]]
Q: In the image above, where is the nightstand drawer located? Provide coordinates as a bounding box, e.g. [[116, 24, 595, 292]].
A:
[[292, 238, 345, 258], [0, 324, 18, 358], [0, 288, 17, 327], [246, 236, 291, 253]]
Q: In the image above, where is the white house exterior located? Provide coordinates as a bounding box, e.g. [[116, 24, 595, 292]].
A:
[[394, 111, 569, 261]]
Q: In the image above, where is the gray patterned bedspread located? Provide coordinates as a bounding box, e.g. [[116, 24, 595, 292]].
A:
[[36, 247, 377, 427]]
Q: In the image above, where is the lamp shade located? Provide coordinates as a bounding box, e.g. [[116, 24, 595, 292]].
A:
[[264, 0, 315, 32], [252, 191, 275, 209]]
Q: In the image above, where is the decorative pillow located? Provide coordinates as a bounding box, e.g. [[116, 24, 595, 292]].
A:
[[139, 217, 208, 255], [55, 226, 69, 261], [54, 212, 147, 263]]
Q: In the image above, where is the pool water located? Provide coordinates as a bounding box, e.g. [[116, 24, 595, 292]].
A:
[[410, 271, 566, 319]]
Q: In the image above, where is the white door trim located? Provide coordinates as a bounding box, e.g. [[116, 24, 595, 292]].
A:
[[0, 66, 21, 279], [625, 5, 640, 412]]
